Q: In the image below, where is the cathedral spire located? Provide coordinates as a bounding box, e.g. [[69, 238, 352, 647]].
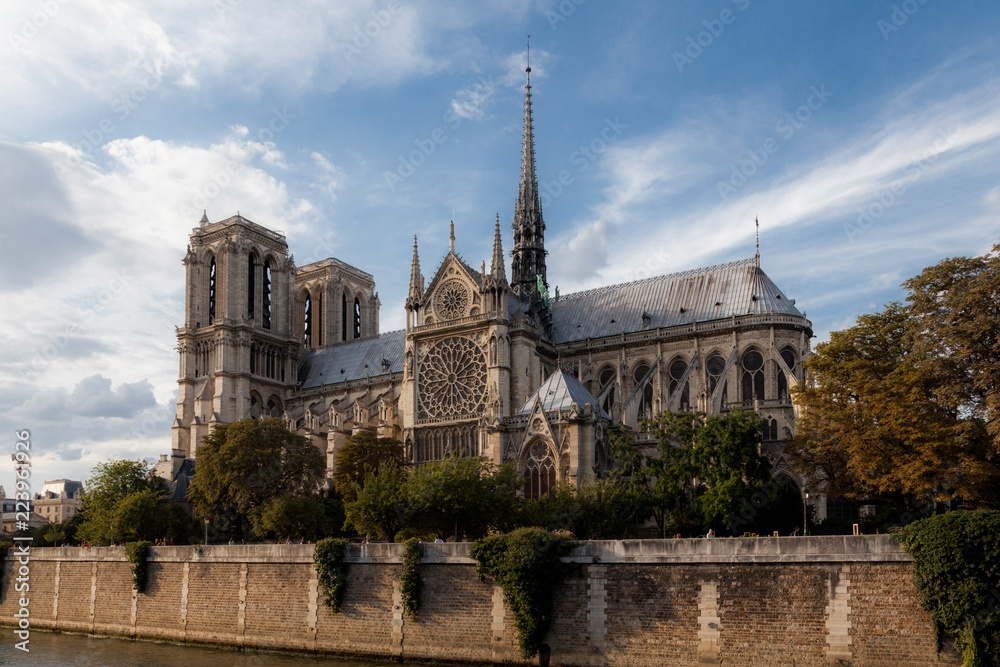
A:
[[449, 220, 455, 254], [511, 40, 547, 300], [491, 213, 507, 284], [407, 235, 422, 305]]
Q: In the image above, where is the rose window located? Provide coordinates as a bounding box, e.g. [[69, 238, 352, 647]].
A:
[[435, 280, 470, 320], [419, 337, 486, 418]]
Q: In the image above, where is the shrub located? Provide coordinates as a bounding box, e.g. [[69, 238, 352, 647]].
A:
[[896, 510, 1000, 667], [123, 541, 153, 593], [400, 537, 422, 622], [314, 537, 349, 612], [470, 527, 574, 659]]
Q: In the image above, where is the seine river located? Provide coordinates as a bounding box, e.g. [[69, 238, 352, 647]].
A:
[[0, 630, 423, 666]]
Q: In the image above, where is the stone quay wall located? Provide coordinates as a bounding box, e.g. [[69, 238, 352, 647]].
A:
[[0, 536, 959, 666]]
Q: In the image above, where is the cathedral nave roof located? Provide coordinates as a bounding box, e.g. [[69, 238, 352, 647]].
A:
[[298, 329, 406, 389], [550, 258, 803, 343]]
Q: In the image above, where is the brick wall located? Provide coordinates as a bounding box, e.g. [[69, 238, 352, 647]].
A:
[[0, 537, 961, 666]]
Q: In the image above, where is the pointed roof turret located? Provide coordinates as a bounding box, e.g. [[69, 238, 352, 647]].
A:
[[491, 213, 507, 283], [199, 210, 209, 226], [406, 235, 422, 309]]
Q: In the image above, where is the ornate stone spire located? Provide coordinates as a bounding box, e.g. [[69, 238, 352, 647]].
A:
[[449, 220, 455, 254], [491, 213, 507, 284], [511, 49, 546, 299], [406, 235, 422, 310]]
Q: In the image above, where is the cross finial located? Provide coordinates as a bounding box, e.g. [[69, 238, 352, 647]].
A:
[[754, 215, 760, 267]]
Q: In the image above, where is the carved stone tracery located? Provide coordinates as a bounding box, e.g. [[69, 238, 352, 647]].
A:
[[434, 279, 470, 320], [418, 336, 487, 419]]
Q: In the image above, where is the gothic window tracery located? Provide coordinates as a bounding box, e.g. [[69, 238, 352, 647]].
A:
[[341, 293, 348, 342], [741, 349, 764, 402], [434, 279, 470, 320], [707, 353, 727, 403], [353, 297, 361, 339], [303, 294, 312, 346], [599, 366, 616, 415], [523, 440, 556, 499], [247, 253, 256, 321], [419, 337, 487, 419], [668, 357, 690, 411], [263, 259, 272, 330], [208, 256, 217, 324], [633, 362, 653, 419], [777, 347, 796, 400]]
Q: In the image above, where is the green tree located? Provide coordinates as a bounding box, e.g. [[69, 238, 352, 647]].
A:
[[76, 459, 169, 545], [343, 460, 409, 541], [787, 249, 1000, 508], [611, 410, 772, 536], [187, 418, 325, 528], [249, 495, 344, 541], [405, 456, 521, 541], [333, 431, 405, 502]]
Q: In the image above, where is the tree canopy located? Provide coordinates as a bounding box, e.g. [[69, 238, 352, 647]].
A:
[[76, 459, 178, 545], [787, 244, 1000, 508], [611, 410, 772, 536], [187, 418, 326, 522], [333, 431, 405, 502]]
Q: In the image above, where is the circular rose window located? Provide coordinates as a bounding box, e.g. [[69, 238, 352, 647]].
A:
[[435, 280, 470, 320], [419, 336, 487, 418]]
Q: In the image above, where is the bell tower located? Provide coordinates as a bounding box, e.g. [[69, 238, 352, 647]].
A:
[[172, 212, 299, 458]]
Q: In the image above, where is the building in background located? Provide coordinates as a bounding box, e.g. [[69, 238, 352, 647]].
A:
[[164, 63, 816, 512]]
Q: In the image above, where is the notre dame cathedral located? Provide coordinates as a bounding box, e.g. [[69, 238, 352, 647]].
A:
[[165, 63, 813, 504]]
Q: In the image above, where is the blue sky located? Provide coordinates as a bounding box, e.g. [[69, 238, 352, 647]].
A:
[[2, 0, 1000, 487]]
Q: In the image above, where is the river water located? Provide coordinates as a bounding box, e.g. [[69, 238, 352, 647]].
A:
[[0, 630, 426, 666]]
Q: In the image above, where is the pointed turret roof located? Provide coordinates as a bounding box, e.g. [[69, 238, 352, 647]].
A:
[[491, 213, 507, 283], [407, 235, 422, 305], [515, 368, 610, 418]]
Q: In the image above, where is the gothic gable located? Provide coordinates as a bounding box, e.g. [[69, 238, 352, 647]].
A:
[[421, 254, 483, 325]]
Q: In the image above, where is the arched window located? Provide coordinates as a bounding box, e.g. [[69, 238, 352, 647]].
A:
[[633, 363, 653, 419], [316, 293, 323, 346], [341, 293, 348, 342], [262, 259, 272, 330], [208, 256, 217, 324], [523, 441, 556, 499], [769, 418, 779, 440], [247, 253, 256, 321], [742, 350, 764, 401], [707, 353, 726, 400], [777, 347, 796, 401], [668, 357, 690, 411], [353, 297, 361, 339], [303, 294, 312, 347], [599, 366, 616, 415]]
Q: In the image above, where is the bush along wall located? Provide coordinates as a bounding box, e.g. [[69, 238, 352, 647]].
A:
[[124, 541, 152, 593], [471, 527, 574, 659], [896, 510, 1000, 667], [314, 537, 349, 612], [400, 537, 422, 622]]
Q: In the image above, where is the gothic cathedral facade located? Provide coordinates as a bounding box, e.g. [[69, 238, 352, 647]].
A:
[[169, 64, 814, 500]]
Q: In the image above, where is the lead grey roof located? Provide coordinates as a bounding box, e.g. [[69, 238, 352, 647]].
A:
[[551, 258, 802, 344], [516, 368, 611, 419], [298, 330, 406, 389]]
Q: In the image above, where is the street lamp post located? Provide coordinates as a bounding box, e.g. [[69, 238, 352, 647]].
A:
[[803, 487, 810, 536], [204, 518, 209, 546]]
